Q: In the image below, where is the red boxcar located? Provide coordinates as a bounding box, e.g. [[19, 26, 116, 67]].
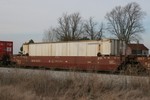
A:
[[0, 41, 13, 60]]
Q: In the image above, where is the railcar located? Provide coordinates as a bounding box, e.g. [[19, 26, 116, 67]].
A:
[[12, 39, 150, 74], [0, 41, 13, 65]]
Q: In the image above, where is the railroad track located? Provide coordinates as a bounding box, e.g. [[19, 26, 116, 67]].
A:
[[0, 65, 149, 76]]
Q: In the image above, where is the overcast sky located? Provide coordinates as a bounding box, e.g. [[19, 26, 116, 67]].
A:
[[0, 0, 150, 53]]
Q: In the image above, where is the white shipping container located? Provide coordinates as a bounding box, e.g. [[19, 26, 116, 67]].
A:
[[29, 44, 36, 56], [87, 42, 99, 56], [78, 42, 87, 56], [23, 39, 126, 57], [23, 44, 29, 54], [101, 40, 111, 55]]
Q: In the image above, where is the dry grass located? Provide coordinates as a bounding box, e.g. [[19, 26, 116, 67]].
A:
[[0, 69, 150, 100]]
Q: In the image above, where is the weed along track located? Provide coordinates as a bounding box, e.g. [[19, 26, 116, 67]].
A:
[[0, 67, 150, 100], [0, 67, 149, 86]]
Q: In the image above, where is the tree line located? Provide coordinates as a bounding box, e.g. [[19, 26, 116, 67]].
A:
[[43, 13, 104, 42], [43, 2, 145, 44]]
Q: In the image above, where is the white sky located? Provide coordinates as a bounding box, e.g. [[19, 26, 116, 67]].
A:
[[0, 0, 150, 53]]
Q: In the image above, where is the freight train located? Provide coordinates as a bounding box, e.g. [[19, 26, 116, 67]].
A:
[[1, 39, 150, 74]]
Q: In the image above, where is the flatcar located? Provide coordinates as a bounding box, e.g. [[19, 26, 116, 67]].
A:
[[12, 39, 150, 74]]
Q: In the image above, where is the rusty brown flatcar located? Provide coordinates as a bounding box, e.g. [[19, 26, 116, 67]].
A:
[[11, 39, 150, 74]]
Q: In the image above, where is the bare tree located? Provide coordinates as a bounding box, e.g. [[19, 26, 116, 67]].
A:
[[105, 2, 145, 44], [84, 17, 104, 40], [54, 12, 84, 41], [42, 27, 56, 42]]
